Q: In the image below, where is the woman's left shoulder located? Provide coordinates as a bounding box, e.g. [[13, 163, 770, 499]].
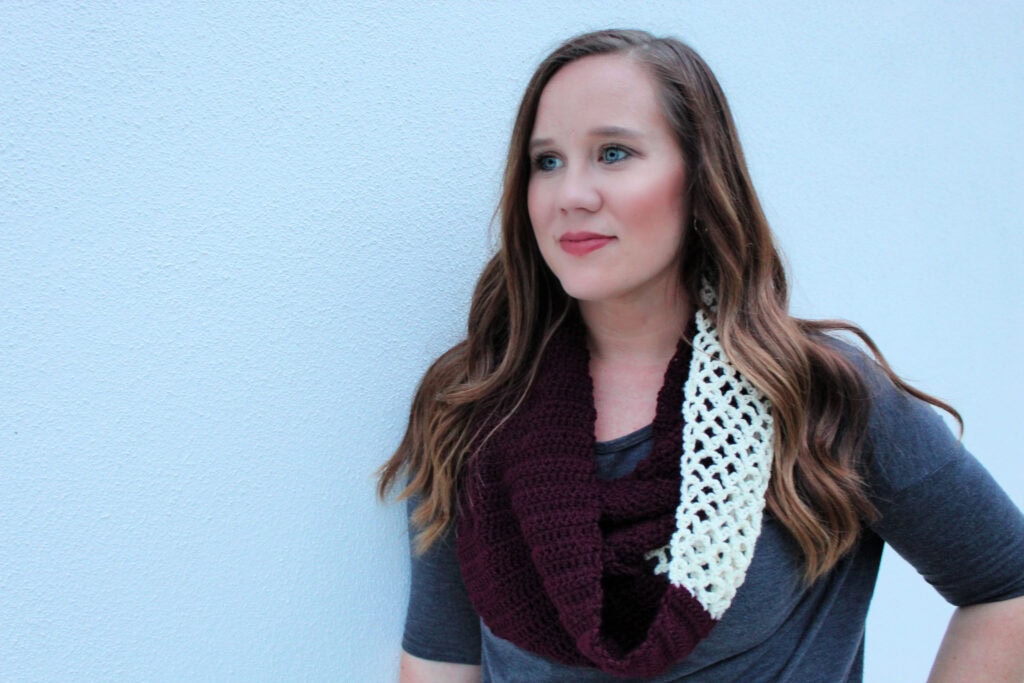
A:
[[816, 332, 966, 495]]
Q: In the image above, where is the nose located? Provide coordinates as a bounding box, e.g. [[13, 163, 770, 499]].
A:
[[557, 164, 602, 214]]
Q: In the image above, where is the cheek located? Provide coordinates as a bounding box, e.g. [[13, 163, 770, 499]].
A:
[[629, 168, 687, 229], [526, 180, 546, 231], [526, 182, 553, 263]]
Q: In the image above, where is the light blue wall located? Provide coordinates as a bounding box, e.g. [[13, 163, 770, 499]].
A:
[[2, 2, 1020, 681]]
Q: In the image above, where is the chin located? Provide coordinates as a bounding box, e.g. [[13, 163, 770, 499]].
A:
[[555, 277, 623, 304]]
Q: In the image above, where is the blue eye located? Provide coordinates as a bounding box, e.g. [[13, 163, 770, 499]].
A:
[[534, 154, 562, 172], [600, 146, 630, 164]]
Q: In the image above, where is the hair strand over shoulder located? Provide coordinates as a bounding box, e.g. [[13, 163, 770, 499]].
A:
[[378, 29, 961, 580]]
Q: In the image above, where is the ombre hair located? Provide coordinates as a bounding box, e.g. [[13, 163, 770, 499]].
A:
[[378, 30, 959, 580]]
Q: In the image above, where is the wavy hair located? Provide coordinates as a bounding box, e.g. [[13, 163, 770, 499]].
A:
[[377, 29, 960, 580]]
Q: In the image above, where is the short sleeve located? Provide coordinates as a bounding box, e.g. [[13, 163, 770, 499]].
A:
[[856, 351, 1024, 606], [402, 496, 482, 664]]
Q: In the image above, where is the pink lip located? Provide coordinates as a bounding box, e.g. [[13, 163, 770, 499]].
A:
[[559, 232, 615, 256]]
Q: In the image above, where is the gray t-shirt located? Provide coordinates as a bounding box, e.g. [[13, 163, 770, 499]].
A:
[[402, 350, 1024, 682]]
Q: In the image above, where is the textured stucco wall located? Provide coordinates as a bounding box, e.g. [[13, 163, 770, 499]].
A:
[[2, 2, 1020, 681]]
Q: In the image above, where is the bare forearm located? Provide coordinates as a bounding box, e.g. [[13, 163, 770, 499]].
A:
[[399, 651, 481, 683], [928, 594, 1024, 682]]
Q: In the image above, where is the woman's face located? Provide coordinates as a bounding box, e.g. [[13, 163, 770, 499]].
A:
[[527, 54, 689, 308]]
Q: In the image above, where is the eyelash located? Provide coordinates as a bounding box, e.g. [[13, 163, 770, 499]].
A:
[[533, 154, 562, 172], [599, 145, 631, 164], [531, 145, 633, 173]]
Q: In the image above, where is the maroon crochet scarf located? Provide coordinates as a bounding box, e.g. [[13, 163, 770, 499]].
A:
[[455, 317, 716, 678]]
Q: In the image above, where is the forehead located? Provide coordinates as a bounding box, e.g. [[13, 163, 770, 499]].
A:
[[532, 54, 666, 135]]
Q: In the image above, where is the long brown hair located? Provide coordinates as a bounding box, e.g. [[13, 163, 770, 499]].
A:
[[377, 29, 960, 580]]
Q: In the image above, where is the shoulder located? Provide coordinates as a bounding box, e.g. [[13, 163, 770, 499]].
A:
[[818, 333, 965, 498]]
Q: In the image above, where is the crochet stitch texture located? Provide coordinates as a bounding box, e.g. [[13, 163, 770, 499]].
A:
[[648, 291, 774, 619], [456, 297, 774, 677]]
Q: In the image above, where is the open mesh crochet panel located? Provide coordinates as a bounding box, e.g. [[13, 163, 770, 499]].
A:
[[647, 298, 774, 619]]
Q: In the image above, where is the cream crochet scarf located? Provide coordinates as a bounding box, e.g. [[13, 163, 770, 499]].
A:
[[456, 282, 775, 676]]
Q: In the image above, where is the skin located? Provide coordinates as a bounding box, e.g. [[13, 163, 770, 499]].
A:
[[399, 53, 1024, 682], [400, 52, 691, 683], [927, 595, 1024, 682], [527, 54, 692, 440], [399, 652, 479, 683]]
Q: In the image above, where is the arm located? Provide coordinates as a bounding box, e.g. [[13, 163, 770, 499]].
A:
[[928, 594, 1024, 683], [400, 651, 481, 683], [852, 349, 1024, 680], [400, 497, 483, 678]]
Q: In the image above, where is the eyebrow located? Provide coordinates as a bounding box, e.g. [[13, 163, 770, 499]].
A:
[[528, 126, 644, 151]]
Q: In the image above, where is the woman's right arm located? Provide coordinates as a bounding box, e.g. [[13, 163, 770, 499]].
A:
[[399, 651, 481, 683], [400, 497, 483, 679]]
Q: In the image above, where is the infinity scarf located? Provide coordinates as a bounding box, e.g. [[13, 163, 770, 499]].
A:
[[455, 291, 774, 678]]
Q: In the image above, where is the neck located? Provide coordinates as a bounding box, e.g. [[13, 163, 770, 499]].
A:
[[579, 288, 692, 364]]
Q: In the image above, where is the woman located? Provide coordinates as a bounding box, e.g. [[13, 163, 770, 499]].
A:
[[379, 30, 1024, 682]]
